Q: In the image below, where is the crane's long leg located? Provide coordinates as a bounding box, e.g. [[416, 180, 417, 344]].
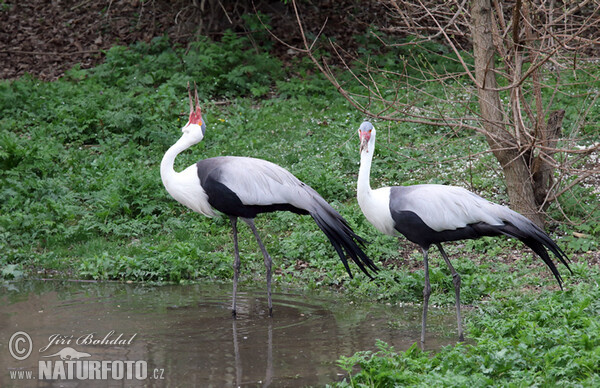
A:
[[243, 218, 273, 317], [436, 243, 464, 341], [420, 247, 432, 344], [230, 216, 241, 318], [232, 318, 242, 386]]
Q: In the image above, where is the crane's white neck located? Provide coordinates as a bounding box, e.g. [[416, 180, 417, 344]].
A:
[[160, 136, 194, 186], [160, 129, 216, 218], [356, 128, 398, 236], [357, 132, 376, 202]]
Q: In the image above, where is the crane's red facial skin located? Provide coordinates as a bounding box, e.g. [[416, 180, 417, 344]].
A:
[[186, 81, 203, 126], [188, 106, 203, 126], [359, 129, 371, 153]]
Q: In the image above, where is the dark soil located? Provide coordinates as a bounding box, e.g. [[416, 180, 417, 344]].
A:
[[0, 0, 391, 81]]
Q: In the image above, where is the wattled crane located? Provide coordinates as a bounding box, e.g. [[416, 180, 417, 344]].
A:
[[160, 84, 378, 317], [356, 121, 571, 342]]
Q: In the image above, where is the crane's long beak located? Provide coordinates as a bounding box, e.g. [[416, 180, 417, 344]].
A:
[[187, 82, 194, 114], [359, 132, 370, 153], [194, 81, 200, 112]]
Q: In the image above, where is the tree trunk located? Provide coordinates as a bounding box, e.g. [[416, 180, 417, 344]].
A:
[[471, 0, 545, 228], [532, 109, 565, 209]]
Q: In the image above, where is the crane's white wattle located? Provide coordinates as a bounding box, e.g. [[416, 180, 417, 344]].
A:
[[160, 136, 216, 218]]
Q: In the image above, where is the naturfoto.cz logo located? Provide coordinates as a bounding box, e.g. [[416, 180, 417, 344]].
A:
[[8, 330, 165, 382]]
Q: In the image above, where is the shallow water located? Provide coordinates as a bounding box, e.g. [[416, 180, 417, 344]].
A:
[[1, 280, 458, 387]]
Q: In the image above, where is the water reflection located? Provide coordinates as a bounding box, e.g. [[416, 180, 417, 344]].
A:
[[1, 280, 458, 387]]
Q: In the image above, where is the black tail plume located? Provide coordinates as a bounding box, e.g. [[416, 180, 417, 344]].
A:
[[310, 206, 378, 279], [490, 220, 572, 289]]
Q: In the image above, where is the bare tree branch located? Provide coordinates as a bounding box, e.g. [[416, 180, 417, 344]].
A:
[[281, 0, 599, 226]]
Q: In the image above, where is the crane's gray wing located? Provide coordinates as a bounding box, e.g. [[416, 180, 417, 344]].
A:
[[197, 156, 378, 278], [198, 156, 320, 210], [390, 184, 514, 232]]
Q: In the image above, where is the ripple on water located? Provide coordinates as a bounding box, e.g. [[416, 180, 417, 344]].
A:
[[1, 280, 459, 387]]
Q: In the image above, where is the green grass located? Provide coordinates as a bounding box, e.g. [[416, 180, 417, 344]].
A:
[[333, 268, 600, 387], [1, 32, 599, 386]]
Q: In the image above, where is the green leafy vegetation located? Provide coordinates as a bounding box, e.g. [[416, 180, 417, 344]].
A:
[[334, 273, 600, 387], [1, 31, 598, 386]]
